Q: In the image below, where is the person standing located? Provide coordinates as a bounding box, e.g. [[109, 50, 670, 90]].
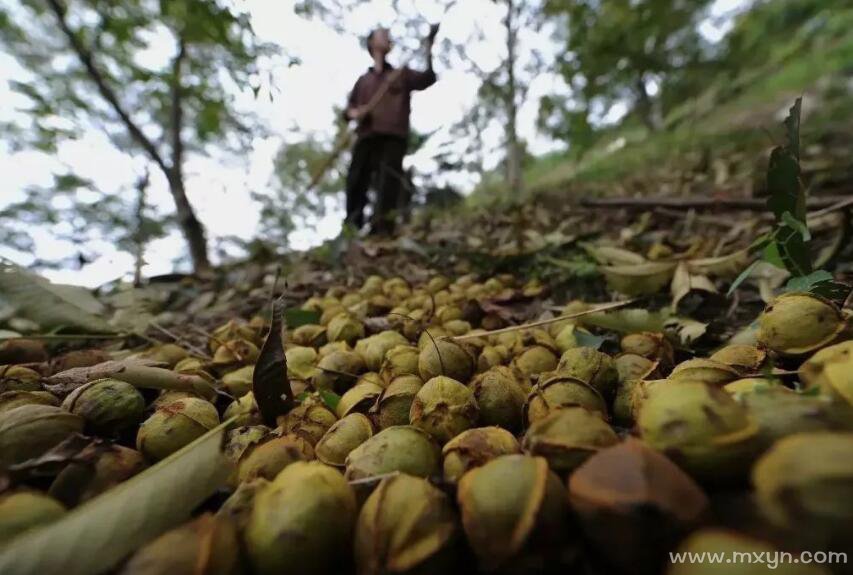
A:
[[343, 26, 438, 234]]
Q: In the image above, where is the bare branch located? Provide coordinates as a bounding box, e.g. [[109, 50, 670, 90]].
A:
[[45, 0, 170, 175]]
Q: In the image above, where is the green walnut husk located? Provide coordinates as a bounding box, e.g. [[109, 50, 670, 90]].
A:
[[223, 391, 263, 427], [279, 396, 338, 446], [356, 331, 410, 372], [137, 343, 189, 368], [136, 397, 219, 461], [0, 404, 84, 467], [0, 490, 66, 545], [554, 324, 579, 353], [150, 390, 201, 411], [337, 381, 383, 419], [511, 345, 558, 378], [709, 344, 767, 374], [427, 275, 450, 293], [524, 374, 607, 425], [556, 347, 619, 398], [379, 345, 420, 383], [457, 454, 567, 571], [477, 344, 509, 372], [638, 382, 759, 483], [291, 323, 327, 347], [210, 319, 257, 353], [739, 387, 853, 451], [61, 378, 145, 436], [601, 261, 677, 296], [442, 426, 521, 483], [318, 340, 352, 358], [327, 313, 366, 345], [0, 390, 58, 414], [442, 319, 472, 336], [236, 433, 314, 484], [418, 338, 476, 384], [355, 473, 457, 575], [469, 366, 527, 432], [217, 477, 268, 534], [757, 292, 846, 356], [723, 377, 778, 398], [49, 444, 147, 507], [320, 304, 348, 326], [173, 356, 207, 374], [313, 350, 365, 394], [627, 378, 672, 420], [211, 338, 260, 367], [0, 365, 42, 391], [799, 340, 853, 406], [615, 353, 659, 383], [667, 529, 832, 575], [522, 407, 619, 473], [370, 375, 423, 429], [221, 365, 254, 398], [417, 328, 448, 351], [120, 513, 241, 575], [569, 438, 709, 575], [410, 376, 479, 444], [223, 425, 269, 485], [613, 378, 643, 427], [246, 461, 356, 575], [753, 432, 853, 548], [316, 413, 374, 467], [286, 346, 320, 381], [434, 304, 463, 324], [620, 332, 674, 366], [345, 425, 441, 482], [668, 358, 740, 386]]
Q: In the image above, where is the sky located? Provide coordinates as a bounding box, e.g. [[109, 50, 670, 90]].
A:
[[0, 0, 749, 287]]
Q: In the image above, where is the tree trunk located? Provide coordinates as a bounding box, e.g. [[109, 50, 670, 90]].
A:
[[48, 0, 211, 275], [132, 170, 150, 286], [634, 74, 658, 132], [170, 38, 211, 274], [504, 0, 523, 195], [168, 175, 211, 274]]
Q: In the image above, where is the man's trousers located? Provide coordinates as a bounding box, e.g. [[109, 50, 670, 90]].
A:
[[344, 134, 407, 234]]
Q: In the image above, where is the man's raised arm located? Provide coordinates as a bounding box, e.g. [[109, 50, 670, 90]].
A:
[[406, 23, 439, 91]]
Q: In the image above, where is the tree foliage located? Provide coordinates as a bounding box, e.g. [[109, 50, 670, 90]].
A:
[[0, 0, 276, 274], [254, 138, 345, 252], [541, 0, 713, 138]]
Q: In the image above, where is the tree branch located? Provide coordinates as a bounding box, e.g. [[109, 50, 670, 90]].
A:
[[170, 36, 187, 183], [45, 0, 169, 175]]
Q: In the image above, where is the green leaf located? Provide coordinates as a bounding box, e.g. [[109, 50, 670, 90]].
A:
[[783, 271, 850, 304], [0, 262, 114, 333], [574, 331, 605, 350], [319, 390, 341, 411], [774, 224, 812, 276], [766, 98, 805, 222], [0, 418, 234, 575], [761, 241, 786, 269], [727, 259, 761, 296], [810, 281, 852, 305], [784, 270, 834, 293], [781, 211, 810, 241], [284, 308, 321, 329]]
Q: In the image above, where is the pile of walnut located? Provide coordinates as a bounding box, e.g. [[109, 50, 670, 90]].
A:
[[1, 273, 852, 575]]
